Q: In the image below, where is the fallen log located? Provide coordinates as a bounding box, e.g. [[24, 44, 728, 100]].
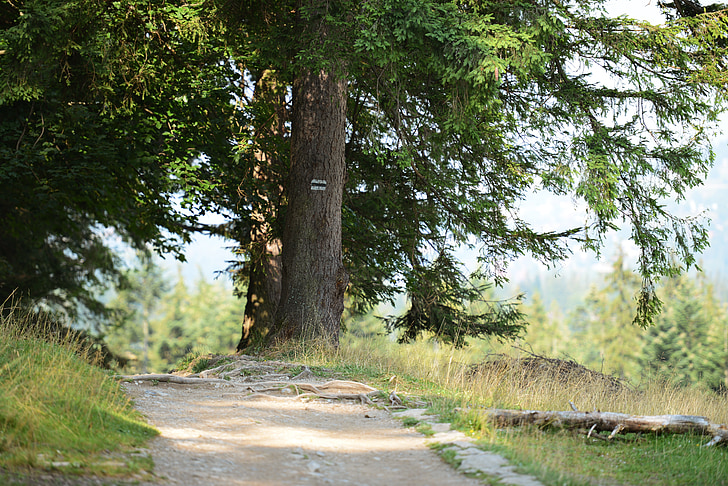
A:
[[483, 409, 728, 446]]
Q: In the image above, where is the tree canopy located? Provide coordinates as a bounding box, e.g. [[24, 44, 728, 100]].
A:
[[222, 0, 728, 345], [2, 0, 727, 347], [0, 0, 237, 315]]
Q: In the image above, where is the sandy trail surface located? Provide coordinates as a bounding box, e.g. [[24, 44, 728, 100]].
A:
[[123, 358, 483, 486]]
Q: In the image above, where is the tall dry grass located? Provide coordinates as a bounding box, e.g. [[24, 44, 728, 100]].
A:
[[278, 331, 728, 424]]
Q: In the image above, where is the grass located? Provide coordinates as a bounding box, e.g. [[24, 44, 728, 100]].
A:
[[0, 302, 158, 479], [484, 428, 728, 486], [3, 301, 726, 485], [265, 331, 728, 486]]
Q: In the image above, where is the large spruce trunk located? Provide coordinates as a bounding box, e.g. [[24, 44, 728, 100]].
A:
[[268, 66, 349, 346]]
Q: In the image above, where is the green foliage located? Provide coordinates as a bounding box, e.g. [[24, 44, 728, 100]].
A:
[[105, 263, 243, 373], [331, 0, 728, 334], [640, 273, 728, 391], [186, 356, 211, 374], [172, 350, 206, 373], [384, 254, 526, 347], [0, 0, 239, 315], [400, 416, 420, 428], [0, 303, 157, 473], [343, 0, 579, 314]]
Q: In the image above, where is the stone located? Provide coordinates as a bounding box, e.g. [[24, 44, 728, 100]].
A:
[[391, 408, 436, 420]]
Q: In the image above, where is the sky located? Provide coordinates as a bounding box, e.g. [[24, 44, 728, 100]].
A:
[[167, 0, 728, 290], [169, 214, 236, 285]]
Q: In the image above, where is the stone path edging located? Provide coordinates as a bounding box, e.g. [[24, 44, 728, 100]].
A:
[[392, 409, 544, 486]]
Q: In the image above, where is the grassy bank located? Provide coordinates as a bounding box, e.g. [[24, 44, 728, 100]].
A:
[[0, 304, 158, 480], [271, 332, 728, 485]]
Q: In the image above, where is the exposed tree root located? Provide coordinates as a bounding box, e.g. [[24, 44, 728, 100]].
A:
[[296, 392, 375, 405], [240, 380, 380, 404], [197, 362, 243, 378], [116, 373, 233, 386], [118, 373, 380, 405]]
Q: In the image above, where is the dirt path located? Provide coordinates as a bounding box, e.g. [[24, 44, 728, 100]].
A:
[[122, 357, 484, 486]]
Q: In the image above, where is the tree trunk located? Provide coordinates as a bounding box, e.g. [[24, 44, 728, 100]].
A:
[[268, 66, 348, 346], [237, 71, 285, 351], [237, 235, 282, 350]]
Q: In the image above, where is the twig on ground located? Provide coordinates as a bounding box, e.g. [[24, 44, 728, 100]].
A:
[[608, 424, 625, 440]]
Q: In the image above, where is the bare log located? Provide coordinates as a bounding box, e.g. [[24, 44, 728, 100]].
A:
[[116, 373, 233, 386], [484, 409, 728, 446]]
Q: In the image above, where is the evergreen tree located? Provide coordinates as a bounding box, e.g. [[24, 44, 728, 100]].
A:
[[640, 274, 728, 390], [0, 0, 238, 316], [521, 292, 569, 358], [567, 251, 642, 378], [703, 312, 728, 391], [694, 271, 728, 390], [105, 256, 168, 372], [107, 265, 243, 373]]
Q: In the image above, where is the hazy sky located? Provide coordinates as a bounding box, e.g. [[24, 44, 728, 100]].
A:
[[606, 0, 661, 20]]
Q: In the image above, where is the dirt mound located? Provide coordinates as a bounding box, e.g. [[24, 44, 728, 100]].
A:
[[470, 352, 631, 393]]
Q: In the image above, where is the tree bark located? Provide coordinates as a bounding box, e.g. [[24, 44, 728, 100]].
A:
[[237, 70, 285, 351], [484, 408, 728, 446], [237, 232, 282, 350], [268, 65, 348, 346]]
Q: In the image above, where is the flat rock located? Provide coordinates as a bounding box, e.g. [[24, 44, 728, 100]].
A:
[[391, 408, 437, 420]]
